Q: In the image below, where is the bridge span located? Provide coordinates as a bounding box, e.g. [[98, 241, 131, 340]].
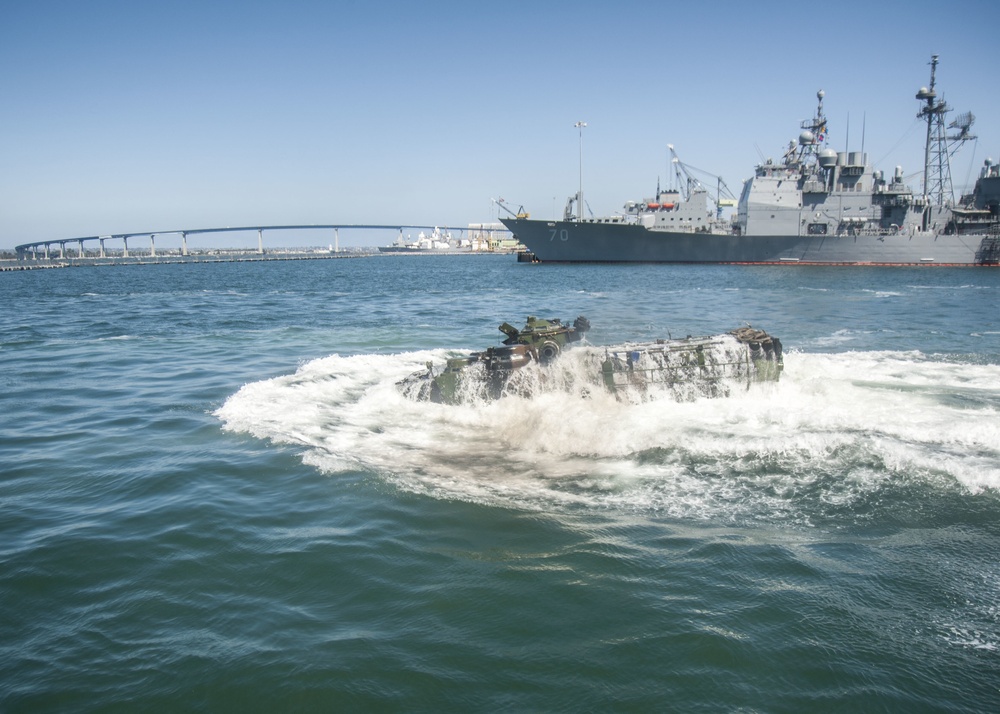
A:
[[13, 223, 498, 261]]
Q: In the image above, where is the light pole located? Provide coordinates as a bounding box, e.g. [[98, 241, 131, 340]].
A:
[[574, 121, 587, 220]]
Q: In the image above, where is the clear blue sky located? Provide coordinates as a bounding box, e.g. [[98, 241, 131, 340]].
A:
[[3, 0, 999, 249]]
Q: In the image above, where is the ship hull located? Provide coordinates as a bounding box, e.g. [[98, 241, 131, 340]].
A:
[[502, 218, 992, 266]]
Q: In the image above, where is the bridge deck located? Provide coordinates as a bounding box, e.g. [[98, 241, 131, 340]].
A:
[[14, 224, 506, 257]]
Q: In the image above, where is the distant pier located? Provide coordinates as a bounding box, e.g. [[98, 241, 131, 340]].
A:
[[10, 223, 511, 267], [1, 249, 368, 271]]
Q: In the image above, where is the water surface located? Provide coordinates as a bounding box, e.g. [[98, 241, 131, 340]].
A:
[[2, 257, 998, 711]]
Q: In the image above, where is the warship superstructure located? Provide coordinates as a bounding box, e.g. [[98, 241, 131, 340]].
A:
[[503, 57, 999, 265]]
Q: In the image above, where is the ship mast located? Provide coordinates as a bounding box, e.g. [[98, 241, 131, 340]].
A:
[[916, 54, 953, 206], [796, 89, 827, 166], [574, 121, 587, 220]]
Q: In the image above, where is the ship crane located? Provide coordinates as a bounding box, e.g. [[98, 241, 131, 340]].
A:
[[668, 144, 738, 218], [493, 197, 530, 219]]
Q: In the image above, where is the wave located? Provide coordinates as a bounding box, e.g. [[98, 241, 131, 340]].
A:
[[216, 349, 1000, 525]]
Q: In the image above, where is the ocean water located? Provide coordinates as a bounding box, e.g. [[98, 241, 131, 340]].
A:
[[1, 256, 998, 712]]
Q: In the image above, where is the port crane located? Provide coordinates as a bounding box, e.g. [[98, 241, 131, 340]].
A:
[[493, 197, 530, 219], [668, 144, 738, 218]]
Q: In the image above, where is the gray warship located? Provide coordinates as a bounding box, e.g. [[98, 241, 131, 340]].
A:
[[399, 316, 782, 405], [503, 56, 999, 266]]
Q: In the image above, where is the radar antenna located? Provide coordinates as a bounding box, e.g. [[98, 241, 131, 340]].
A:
[[949, 111, 975, 139]]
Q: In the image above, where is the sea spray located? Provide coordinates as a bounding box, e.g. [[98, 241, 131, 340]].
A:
[[216, 349, 1000, 524]]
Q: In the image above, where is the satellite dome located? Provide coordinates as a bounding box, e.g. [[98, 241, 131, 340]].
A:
[[818, 148, 838, 168], [799, 131, 815, 145]]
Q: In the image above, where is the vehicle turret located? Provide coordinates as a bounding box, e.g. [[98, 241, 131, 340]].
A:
[[499, 315, 590, 362]]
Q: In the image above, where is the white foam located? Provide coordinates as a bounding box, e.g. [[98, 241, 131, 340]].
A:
[[216, 349, 1000, 521]]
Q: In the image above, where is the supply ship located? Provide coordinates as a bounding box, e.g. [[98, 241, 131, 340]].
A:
[[503, 56, 999, 266]]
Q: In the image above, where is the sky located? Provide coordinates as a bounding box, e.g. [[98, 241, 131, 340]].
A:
[[3, 0, 999, 250]]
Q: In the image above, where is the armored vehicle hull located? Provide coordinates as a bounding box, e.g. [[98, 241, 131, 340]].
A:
[[399, 317, 782, 405]]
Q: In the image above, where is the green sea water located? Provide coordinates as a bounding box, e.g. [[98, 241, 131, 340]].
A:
[[2, 256, 998, 712]]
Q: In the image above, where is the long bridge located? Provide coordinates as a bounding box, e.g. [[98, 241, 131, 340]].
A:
[[12, 223, 504, 261]]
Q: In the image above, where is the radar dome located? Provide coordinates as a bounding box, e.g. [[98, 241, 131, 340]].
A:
[[799, 131, 815, 145], [818, 148, 838, 168]]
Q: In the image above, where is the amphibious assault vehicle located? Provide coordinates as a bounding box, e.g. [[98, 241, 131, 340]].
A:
[[399, 316, 782, 405]]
